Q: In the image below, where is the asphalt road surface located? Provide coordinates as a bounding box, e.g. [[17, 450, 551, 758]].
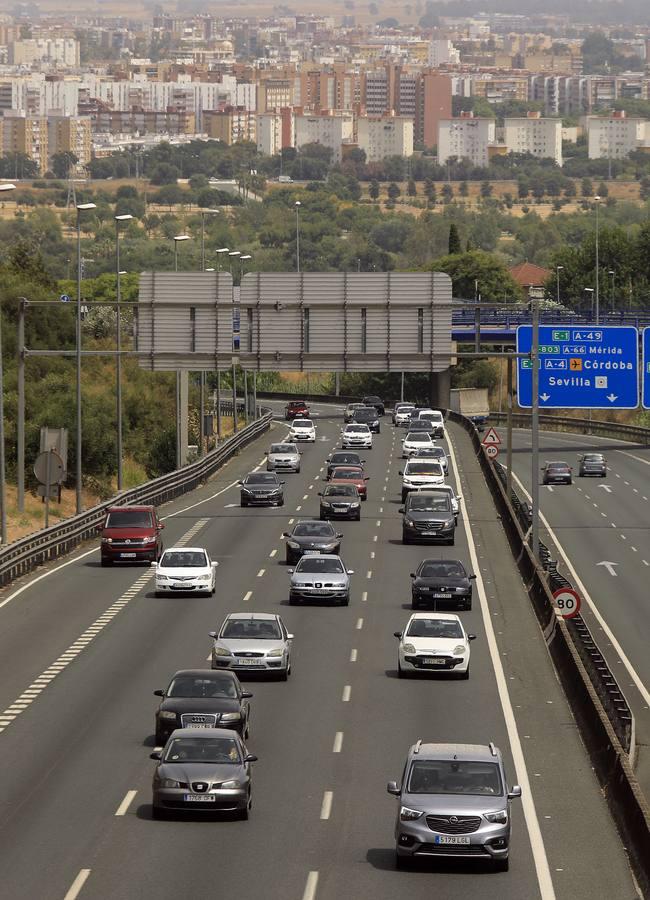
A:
[[0, 404, 639, 900]]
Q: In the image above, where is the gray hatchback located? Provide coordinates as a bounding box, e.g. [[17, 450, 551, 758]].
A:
[[387, 740, 521, 871]]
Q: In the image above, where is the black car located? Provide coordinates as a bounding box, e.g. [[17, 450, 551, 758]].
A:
[[410, 559, 476, 611], [541, 461, 572, 485], [400, 491, 456, 545], [154, 669, 252, 744], [240, 472, 285, 506], [406, 419, 433, 435], [351, 406, 381, 433], [327, 451, 365, 478], [283, 520, 343, 564], [362, 395, 385, 416], [578, 453, 607, 477], [319, 483, 362, 521]]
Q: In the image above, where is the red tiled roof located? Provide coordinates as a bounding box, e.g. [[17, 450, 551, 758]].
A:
[[509, 261, 552, 287]]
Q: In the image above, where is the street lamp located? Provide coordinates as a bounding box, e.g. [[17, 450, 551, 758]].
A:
[[584, 287, 594, 318], [173, 234, 191, 271], [75, 201, 97, 514], [114, 214, 133, 492], [295, 201, 301, 273], [0, 183, 15, 541], [594, 195, 601, 324], [240, 254, 252, 278], [555, 265, 563, 305], [608, 269, 615, 313], [199, 209, 220, 271], [216, 247, 230, 272]]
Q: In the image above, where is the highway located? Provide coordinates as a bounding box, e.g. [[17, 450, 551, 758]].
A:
[[506, 426, 650, 792], [0, 402, 638, 900]]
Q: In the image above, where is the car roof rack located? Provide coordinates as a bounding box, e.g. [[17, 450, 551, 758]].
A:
[[413, 739, 422, 755], [489, 741, 497, 757]]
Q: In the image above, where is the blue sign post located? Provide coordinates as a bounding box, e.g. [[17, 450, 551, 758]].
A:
[[643, 328, 650, 410], [516, 325, 639, 409]]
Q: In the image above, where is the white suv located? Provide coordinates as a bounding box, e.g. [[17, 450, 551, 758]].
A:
[[400, 459, 445, 502], [289, 418, 316, 442], [341, 423, 372, 449]]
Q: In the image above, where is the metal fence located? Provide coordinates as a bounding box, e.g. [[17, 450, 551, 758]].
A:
[[489, 411, 650, 444]]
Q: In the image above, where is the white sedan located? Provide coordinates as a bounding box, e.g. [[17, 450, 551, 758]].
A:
[[402, 431, 434, 458], [289, 418, 316, 442], [394, 613, 476, 678], [154, 547, 218, 597], [341, 423, 372, 449]]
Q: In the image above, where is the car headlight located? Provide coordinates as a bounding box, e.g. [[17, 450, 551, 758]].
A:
[[101, 537, 113, 543], [404, 516, 414, 526], [220, 712, 241, 722], [350, 502, 360, 508], [453, 644, 467, 656], [214, 646, 232, 657], [287, 540, 300, 549], [402, 643, 416, 654], [321, 501, 332, 507], [143, 536, 156, 544], [322, 543, 338, 551], [400, 806, 424, 821], [158, 711, 177, 720], [485, 809, 508, 824], [267, 649, 284, 657], [455, 587, 466, 593], [443, 519, 455, 529], [156, 575, 170, 582], [219, 779, 242, 790], [159, 778, 182, 788]]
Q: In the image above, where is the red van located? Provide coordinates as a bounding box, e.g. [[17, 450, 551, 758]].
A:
[[99, 505, 164, 566]]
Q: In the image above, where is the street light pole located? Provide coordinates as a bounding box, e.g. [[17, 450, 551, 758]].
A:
[[200, 210, 219, 271], [0, 184, 16, 539], [295, 201, 301, 273], [115, 214, 132, 492], [216, 248, 229, 272], [531, 296, 540, 561], [594, 195, 601, 324], [172, 235, 191, 469], [609, 270, 615, 313], [75, 202, 97, 514], [556, 265, 563, 305], [584, 287, 594, 318]]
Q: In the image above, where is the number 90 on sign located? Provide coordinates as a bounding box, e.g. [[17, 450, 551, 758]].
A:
[[552, 587, 581, 619]]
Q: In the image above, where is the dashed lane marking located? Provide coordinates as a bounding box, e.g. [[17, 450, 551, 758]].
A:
[[63, 869, 91, 900], [333, 732, 343, 753], [342, 685, 351, 702], [320, 791, 333, 820], [115, 790, 138, 817]]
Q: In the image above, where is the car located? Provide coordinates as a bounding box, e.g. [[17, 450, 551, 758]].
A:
[[406, 420, 434, 435], [393, 403, 416, 426], [469, 414, 488, 433], [289, 418, 316, 442], [387, 740, 521, 869], [418, 484, 461, 521], [394, 612, 476, 677], [342, 423, 373, 449], [210, 612, 293, 679], [288, 554, 354, 605], [327, 451, 365, 478], [408, 446, 448, 474], [154, 547, 218, 597], [285, 399, 309, 420], [344, 402, 365, 423], [319, 484, 362, 521], [410, 559, 475, 610], [400, 491, 456, 545], [151, 728, 257, 819], [350, 406, 381, 433], [402, 431, 435, 458], [153, 669, 252, 744], [578, 453, 607, 477], [362, 395, 385, 416], [415, 409, 445, 439], [239, 472, 284, 507], [329, 465, 370, 500], [100, 504, 165, 566], [399, 460, 445, 503], [266, 442, 301, 473], [541, 461, 572, 485], [283, 520, 343, 564]]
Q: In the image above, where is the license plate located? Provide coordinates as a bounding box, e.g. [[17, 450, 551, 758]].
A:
[[311, 589, 331, 595], [422, 531, 439, 536], [303, 549, 320, 555], [422, 657, 446, 665], [434, 835, 470, 845], [433, 593, 452, 599], [183, 794, 216, 803], [236, 658, 262, 666], [120, 552, 137, 558], [183, 722, 212, 728], [173, 584, 191, 589]]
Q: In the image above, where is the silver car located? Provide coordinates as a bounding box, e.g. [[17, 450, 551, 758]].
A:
[[210, 612, 293, 680], [266, 442, 301, 473], [151, 728, 257, 819], [388, 741, 521, 871], [288, 554, 354, 606]]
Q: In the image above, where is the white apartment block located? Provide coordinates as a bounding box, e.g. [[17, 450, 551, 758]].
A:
[[9, 39, 80, 67], [357, 115, 414, 162], [587, 113, 645, 159], [503, 115, 562, 165], [428, 40, 460, 67], [294, 112, 353, 162], [257, 112, 283, 156], [438, 116, 495, 167]]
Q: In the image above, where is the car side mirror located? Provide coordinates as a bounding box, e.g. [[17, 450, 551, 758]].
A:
[[150, 560, 157, 567], [317, 492, 322, 497], [387, 781, 400, 795], [393, 631, 403, 639], [468, 634, 477, 641], [158, 522, 165, 530], [409, 573, 415, 578], [280, 481, 286, 485], [212, 562, 219, 568], [508, 786, 522, 800], [398, 507, 405, 514], [469, 574, 477, 580], [398, 470, 403, 476], [282, 532, 289, 537], [153, 689, 165, 697], [364, 476, 370, 481], [208, 631, 217, 638], [242, 691, 253, 699], [238, 480, 243, 485], [150, 751, 162, 760], [264, 450, 268, 454], [347, 569, 355, 575], [244, 754, 258, 763], [287, 633, 294, 640], [287, 569, 294, 575], [336, 533, 343, 539]]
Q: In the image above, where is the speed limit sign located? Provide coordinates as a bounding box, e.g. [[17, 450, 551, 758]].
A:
[[552, 587, 581, 619], [485, 444, 499, 459]]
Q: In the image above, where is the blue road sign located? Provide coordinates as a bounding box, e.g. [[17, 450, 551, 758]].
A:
[[641, 328, 650, 409], [60, 294, 70, 302], [516, 325, 639, 409]]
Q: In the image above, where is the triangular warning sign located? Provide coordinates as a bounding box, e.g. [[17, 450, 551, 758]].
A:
[[481, 427, 501, 446]]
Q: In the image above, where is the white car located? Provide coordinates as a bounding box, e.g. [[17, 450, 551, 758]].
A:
[[394, 612, 476, 678], [393, 403, 415, 426], [210, 612, 293, 680], [289, 418, 316, 442], [154, 547, 218, 597], [414, 409, 445, 438], [341, 423, 372, 449], [402, 431, 434, 458], [399, 459, 445, 502], [417, 484, 461, 520]]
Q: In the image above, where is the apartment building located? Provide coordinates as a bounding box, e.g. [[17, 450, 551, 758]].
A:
[[294, 111, 353, 162], [92, 111, 196, 136], [503, 112, 562, 164], [257, 107, 294, 155], [356, 115, 413, 162], [9, 38, 80, 68], [258, 77, 293, 112], [587, 110, 645, 160], [427, 39, 460, 67], [204, 106, 256, 144], [438, 114, 495, 167], [472, 74, 529, 103], [47, 114, 92, 168], [1, 113, 48, 172]]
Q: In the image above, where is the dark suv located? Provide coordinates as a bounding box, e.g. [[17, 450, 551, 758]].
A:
[[400, 491, 456, 545], [100, 505, 164, 565], [351, 406, 381, 433], [285, 400, 309, 420], [362, 395, 385, 416]]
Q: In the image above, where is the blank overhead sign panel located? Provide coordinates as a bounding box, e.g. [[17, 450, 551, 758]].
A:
[[238, 272, 453, 372], [137, 272, 234, 371]]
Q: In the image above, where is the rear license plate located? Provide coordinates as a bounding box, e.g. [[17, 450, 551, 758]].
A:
[[434, 835, 470, 845], [433, 593, 452, 599], [422, 658, 446, 665], [183, 794, 216, 803], [120, 552, 137, 558], [236, 658, 262, 666]]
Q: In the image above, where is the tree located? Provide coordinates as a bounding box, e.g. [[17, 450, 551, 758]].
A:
[[387, 182, 401, 201], [51, 151, 78, 179], [149, 163, 181, 185], [152, 184, 186, 210], [640, 176, 650, 201], [597, 181, 609, 198], [441, 183, 454, 203], [480, 181, 493, 199], [448, 223, 462, 255], [581, 177, 594, 198], [369, 179, 380, 201], [432, 250, 522, 303], [517, 177, 530, 199], [407, 178, 417, 197], [424, 179, 436, 202], [564, 180, 577, 199], [459, 180, 469, 198]]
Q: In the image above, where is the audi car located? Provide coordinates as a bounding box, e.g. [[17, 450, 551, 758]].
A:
[[319, 484, 361, 521], [210, 612, 293, 680], [288, 554, 353, 606], [289, 418, 316, 442], [153, 669, 252, 744], [541, 461, 572, 485], [239, 472, 284, 507], [400, 491, 456, 545], [394, 613, 476, 678], [283, 520, 343, 564], [578, 453, 607, 477], [342, 423, 372, 449], [410, 559, 475, 611], [266, 442, 301, 473], [154, 547, 218, 597]]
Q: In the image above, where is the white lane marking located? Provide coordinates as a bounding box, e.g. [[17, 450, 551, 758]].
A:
[[370, 551, 375, 559], [376, 520, 381, 527], [269, 549, 277, 558], [257, 569, 265, 577], [546, 485, 554, 492], [446, 435, 556, 900], [288, 518, 295, 524], [64, 869, 91, 900], [511, 470, 650, 709], [616, 450, 650, 467], [296, 506, 302, 511], [366, 570, 372, 579], [342, 685, 351, 702], [643, 560, 649, 567], [303, 494, 309, 500], [350, 649, 358, 662], [356, 618, 364, 630], [243, 591, 252, 603], [361, 591, 368, 602], [379, 506, 384, 513], [302, 871, 319, 900], [333, 732, 344, 753], [115, 790, 137, 817], [320, 791, 333, 820], [373, 535, 378, 542]]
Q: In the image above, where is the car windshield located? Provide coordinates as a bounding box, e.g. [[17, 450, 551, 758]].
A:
[[324, 485, 357, 497], [406, 462, 443, 475], [293, 420, 313, 428], [222, 619, 282, 640], [160, 551, 208, 568], [408, 760, 503, 796], [167, 675, 237, 699], [289, 402, 305, 408], [296, 557, 344, 574], [583, 454, 604, 462], [293, 523, 335, 537], [271, 444, 296, 453], [354, 409, 375, 418], [406, 433, 430, 442], [331, 454, 360, 465], [163, 737, 241, 765], [408, 496, 451, 512], [347, 425, 369, 433], [332, 469, 362, 480], [407, 618, 463, 638], [419, 561, 466, 578], [105, 510, 153, 528], [245, 473, 278, 485]]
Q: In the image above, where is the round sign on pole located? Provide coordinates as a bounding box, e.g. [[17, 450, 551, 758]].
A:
[[485, 444, 499, 459], [552, 587, 581, 619], [33, 450, 65, 485], [60, 294, 70, 302]]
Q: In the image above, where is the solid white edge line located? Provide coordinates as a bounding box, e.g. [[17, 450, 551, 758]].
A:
[[510, 470, 650, 708], [114, 789, 137, 817], [63, 868, 91, 900], [446, 433, 555, 900], [302, 871, 319, 900]]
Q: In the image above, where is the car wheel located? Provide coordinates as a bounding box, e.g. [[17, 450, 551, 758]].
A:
[[342, 595, 350, 606], [397, 661, 404, 678], [278, 668, 288, 681], [401, 491, 407, 503], [395, 854, 411, 869], [289, 596, 296, 606], [464, 600, 472, 611], [447, 536, 455, 546], [152, 806, 164, 820], [411, 599, 420, 610], [285, 551, 293, 565], [296, 467, 301, 474], [355, 512, 361, 521], [101, 558, 113, 567], [460, 666, 470, 680], [236, 804, 249, 821], [154, 591, 163, 598], [494, 857, 509, 872], [155, 730, 165, 746], [361, 494, 367, 501], [241, 500, 248, 508], [402, 532, 410, 544]]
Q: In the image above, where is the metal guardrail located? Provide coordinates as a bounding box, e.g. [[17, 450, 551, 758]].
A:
[[451, 309, 650, 328], [0, 403, 272, 589], [489, 411, 650, 444]]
